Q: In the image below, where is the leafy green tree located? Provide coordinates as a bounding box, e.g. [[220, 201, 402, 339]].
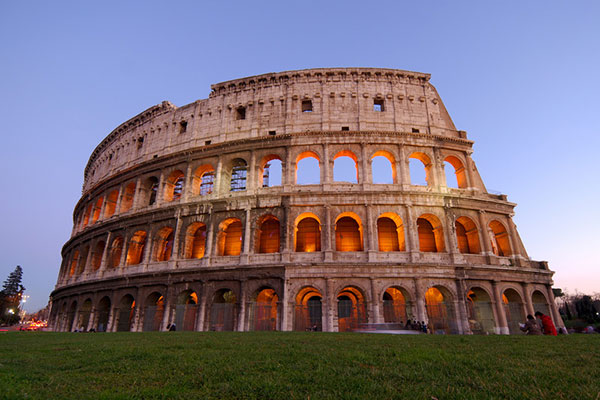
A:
[[0, 266, 25, 325]]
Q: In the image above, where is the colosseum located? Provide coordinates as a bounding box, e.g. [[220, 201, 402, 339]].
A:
[[49, 67, 563, 334]]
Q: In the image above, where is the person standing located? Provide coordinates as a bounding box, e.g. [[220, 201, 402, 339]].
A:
[[535, 311, 557, 336]]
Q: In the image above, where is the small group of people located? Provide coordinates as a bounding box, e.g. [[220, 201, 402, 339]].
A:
[[403, 319, 429, 333], [520, 311, 557, 335]]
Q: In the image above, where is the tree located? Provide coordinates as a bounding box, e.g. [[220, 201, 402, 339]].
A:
[[0, 266, 25, 325]]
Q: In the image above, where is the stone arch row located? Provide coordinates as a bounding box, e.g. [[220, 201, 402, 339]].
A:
[[74, 144, 474, 233], [50, 280, 559, 334], [60, 210, 516, 281]]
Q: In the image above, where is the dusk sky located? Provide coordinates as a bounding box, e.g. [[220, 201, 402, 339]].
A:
[[1, 1, 598, 312]]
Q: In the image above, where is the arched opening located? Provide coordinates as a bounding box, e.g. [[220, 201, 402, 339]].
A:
[[126, 231, 147, 266], [295, 215, 321, 252], [371, 151, 396, 184], [444, 156, 468, 188], [120, 182, 136, 213], [192, 164, 215, 196], [489, 220, 512, 256], [294, 287, 323, 331], [455, 216, 481, 254], [154, 227, 175, 262], [91, 241, 106, 271], [256, 215, 280, 253], [82, 204, 92, 228], [217, 218, 243, 256], [466, 288, 496, 334], [532, 290, 551, 317], [77, 246, 89, 275], [333, 151, 358, 183], [116, 295, 135, 332], [425, 286, 455, 334], [142, 292, 164, 331], [250, 288, 278, 331], [260, 155, 283, 187], [69, 250, 79, 277], [174, 290, 198, 331], [96, 296, 111, 332], [164, 170, 185, 202], [77, 299, 93, 331], [104, 190, 119, 218], [417, 214, 445, 253], [209, 289, 236, 331], [382, 287, 412, 324], [108, 236, 124, 268], [503, 289, 526, 334], [337, 286, 367, 332], [66, 301, 77, 332], [335, 214, 363, 252], [145, 176, 159, 206], [409, 152, 432, 186], [91, 196, 104, 224], [184, 222, 206, 259], [296, 151, 320, 184], [230, 158, 247, 192], [377, 214, 405, 252]]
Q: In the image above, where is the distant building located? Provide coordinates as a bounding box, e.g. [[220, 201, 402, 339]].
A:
[[49, 68, 563, 334]]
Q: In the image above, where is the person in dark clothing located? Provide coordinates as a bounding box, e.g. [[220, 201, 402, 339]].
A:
[[520, 314, 542, 335], [535, 311, 557, 336]]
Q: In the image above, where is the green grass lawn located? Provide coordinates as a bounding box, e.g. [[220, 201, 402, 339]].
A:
[[1, 332, 599, 399]]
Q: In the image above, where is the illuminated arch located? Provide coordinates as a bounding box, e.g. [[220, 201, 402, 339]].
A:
[[91, 240, 105, 271], [184, 222, 207, 259], [104, 190, 119, 218], [142, 292, 164, 331], [175, 290, 198, 331], [154, 227, 175, 262], [251, 287, 279, 331], [294, 213, 321, 252], [455, 216, 481, 254], [371, 150, 397, 184], [91, 196, 104, 224], [409, 152, 432, 186], [144, 176, 159, 206], [466, 287, 496, 334], [425, 286, 455, 334], [260, 155, 283, 187], [532, 290, 551, 317], [192, 164, 215, 196], [503, 288, 526, 334], [296, 151, 321, 185], [217, 218, 243, 256], [229, 158, 247, 192], [164, 170, 185, 202], [120, 182, 136, 213], [377, 213, 405, 252], [294, 286, 323, 331], [444, 155, 468, 188], [333, 150, 359, 183], [335, 212, 363, 252], [69, 250, 79, 277], [82, 204, 92, 228], [256, 214, 280, 253], [108, 236, 124, 268], [382, 286, 412, 323], [417, 214, 445, 252], [489, 220, 512, 256], [126, 230, 147, 265], [337, 286, 367, 332]]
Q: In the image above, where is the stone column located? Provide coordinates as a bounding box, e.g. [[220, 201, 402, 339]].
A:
[[413, 278, 426, 323], [214, 157, 223, 194], [322, 143, 331, 184], [432, 147, 445, 188], [183, 163, 193, 201], [280, 279, 291, 331], [196, 282, 208, 331], [406, 205, 419, 262], [492, 281, 509, 334], [171, 214, 183, 262], [283, 146, 292, 187], [156, 170, 166, 206], [444, 208, 458, 255], [522, 283, 535, 316], [86, 307, 97, 332], [205, 210, 215, 262], [360, 143, 371, 184], [478, 211, 492, 255], [118, 232, 128, 268], [241, 208, 252, 263], [454, 278, 470, 334], [132, 176, 142, 210], [370, 278, 381, 324], [237, 279, 248, 331], [464, 153, 477, 190], [160, 289, 173, 331], [325, 278, 335, 332], [546, 285, 564, 329], [141, 230, 153, 265], [114, 185, 123, 214], [324, 205, 333, 261], [247, 151, 256, 192], [397, 144, 410, 187]]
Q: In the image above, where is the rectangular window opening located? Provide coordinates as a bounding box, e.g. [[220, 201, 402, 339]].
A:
[[374, 99, 385, 112], [341, 126, 349, 131], [179, 121, 187, 133], [412, 128, 420, 133], [268, 130, 276, 136], [236, 106, 246, 120], [205, 140, 212, 146], [302, 100, 313, 112]]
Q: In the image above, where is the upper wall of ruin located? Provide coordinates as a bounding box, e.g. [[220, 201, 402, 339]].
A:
[[83, 68, 459, 193]]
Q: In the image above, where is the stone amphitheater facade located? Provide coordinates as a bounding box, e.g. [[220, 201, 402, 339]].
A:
[[49, 68, 563, 334]]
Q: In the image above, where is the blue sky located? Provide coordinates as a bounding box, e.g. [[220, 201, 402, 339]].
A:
[[1, 1, 599, 312]]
